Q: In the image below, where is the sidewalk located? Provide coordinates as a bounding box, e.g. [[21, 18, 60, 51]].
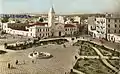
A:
[[73, 69, 85, 74], [92, 47, 119, 72]]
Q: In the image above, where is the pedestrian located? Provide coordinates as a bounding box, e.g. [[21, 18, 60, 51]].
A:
[[70, 69, 73, 72], [16, 60, 18, 65], [75, 56, 77, 59], [65, 72, 66, 74], [32, 60, 34, 63], [23, 60, 25, 64], [63, 44, 66, 48], [8, 63, 10, 69]]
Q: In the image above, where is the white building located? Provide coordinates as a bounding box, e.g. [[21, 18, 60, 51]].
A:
[[107, 34, 120, 43], [74, 16, 81, 24], [88, 17, 107, 39], [2, 6, 77, 38], [95, 17, 106, 38], [58, 16, 64, 23]]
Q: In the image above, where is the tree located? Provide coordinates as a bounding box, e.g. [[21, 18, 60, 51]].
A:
[[39, 18, 44, 22], [16, 20, 21, 23], [70, 18, 74, 22], [1, 16, 9, 23]]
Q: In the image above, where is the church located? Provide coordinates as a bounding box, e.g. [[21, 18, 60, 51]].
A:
[[2, 6, 78, 38]]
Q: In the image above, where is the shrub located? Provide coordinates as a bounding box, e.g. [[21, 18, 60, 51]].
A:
[[0, 50, 7, 54]]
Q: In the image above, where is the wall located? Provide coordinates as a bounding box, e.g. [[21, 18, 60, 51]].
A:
[[106, 18, 120, 34], [65, 27, 77, 35], [95, 17, 106, 38], [35, 26, 51, 38], [54, 24, 65, 36], [6, 28, 29, 37], [107, 34, 120, 43]]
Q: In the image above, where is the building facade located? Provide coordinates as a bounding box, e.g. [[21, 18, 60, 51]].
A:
[[88, 16, 106, 39], [1, 6, 77, 38], [106, 17, 120, 34]]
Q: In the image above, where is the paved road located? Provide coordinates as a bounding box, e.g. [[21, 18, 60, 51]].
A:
[[0, 42, 81, 74]]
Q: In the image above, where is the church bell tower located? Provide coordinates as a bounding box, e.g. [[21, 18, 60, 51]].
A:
[[48, 5, 55, 28]]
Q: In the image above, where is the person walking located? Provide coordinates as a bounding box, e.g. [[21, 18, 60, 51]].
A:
[[70, 69, 73, 72], [32, 59, 34, 63], [8, 63, 10, 69], [75, 56, 77, 60], [16, 60, 18, 65]]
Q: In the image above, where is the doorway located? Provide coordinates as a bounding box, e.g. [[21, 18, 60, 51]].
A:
[[59, 31, 61, 36]]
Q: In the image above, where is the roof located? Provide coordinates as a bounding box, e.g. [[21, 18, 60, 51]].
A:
[[28, 22, 48, 27], [64, 24, 76, 28], [49, 6, 55, 13], [8, 23, 28, 31]]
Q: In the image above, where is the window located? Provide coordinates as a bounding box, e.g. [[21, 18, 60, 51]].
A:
[[108, 24, 110, 28], [43, 29, 44, 31], [31, 29, 32, 31], [115, 19, 117, 22], [119, 25, 120, 28], [31, 33, 32, 36], [97, 21, 100, 24], [119, 20, 120, 22], [114, 30, 116, 33], [115, 24, 117, 28], [40, 34, 41, 37], [108, 19, 110, 22], [46, 28, 47, 31], [91, 26, 92, 29], [119, 30, 120, 33], [46, 33, 47, 36], [26, 33, 28, 36], [108, 29, 110, 33], [38, 29, 39, 32], [65, 29, 67, 31], [39, 29, 41, 32]]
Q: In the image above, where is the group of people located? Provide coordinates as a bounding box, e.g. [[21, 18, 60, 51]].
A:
[[7, 60, 25, 69]]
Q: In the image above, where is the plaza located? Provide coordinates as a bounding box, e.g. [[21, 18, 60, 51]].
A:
[[0, 39, 78, 74]]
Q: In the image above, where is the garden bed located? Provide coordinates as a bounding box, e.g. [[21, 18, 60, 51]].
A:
[[0, 50, 7, 54], [73, 40, 98, 56], [107, 59, 120, 70], [73, 40, 120, 56], [73, 59, 114, 74], [5, 39, 68, 50]]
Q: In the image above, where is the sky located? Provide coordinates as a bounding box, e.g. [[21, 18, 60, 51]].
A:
[[1, 0, 120, 14]]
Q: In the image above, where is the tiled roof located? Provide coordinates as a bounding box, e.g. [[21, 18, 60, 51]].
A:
[[64, 24, 76, 27], [8, 23, 28, 31], [28, 22, 48, 27]]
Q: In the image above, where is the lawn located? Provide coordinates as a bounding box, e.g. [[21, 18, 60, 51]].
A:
[[73, 59, 114, 74], [108, 59, 120, 70], [74, 40, 120, 56], [73, 40, 98, 56]]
